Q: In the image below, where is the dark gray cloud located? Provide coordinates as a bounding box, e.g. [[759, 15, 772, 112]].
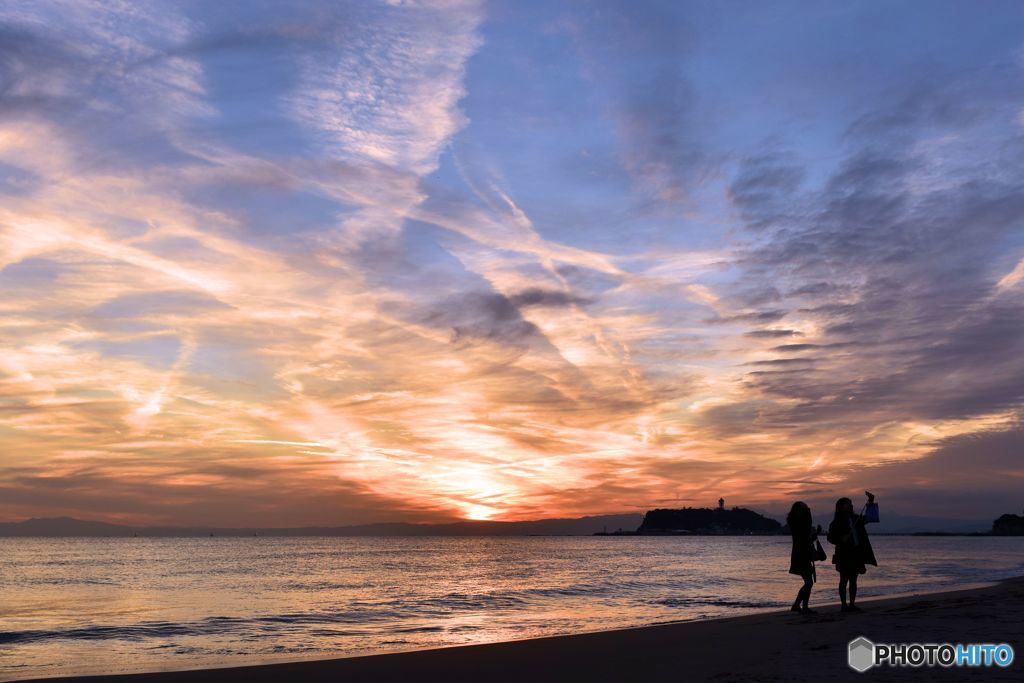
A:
[[744, 358, 815, 367], [771, 342, 852, 353], [717, 58, 1024, 434], [787, 281, 846, 298], [435, 292, 547, 346], [707, 310, 787, 324], [507, 287, 590, 308], [424, 287, 595, 348], [771, 343, 820, 352], [744, 329, 802, 339], [728, 151, 805, 229]]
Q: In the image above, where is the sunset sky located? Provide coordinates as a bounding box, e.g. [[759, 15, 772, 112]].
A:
[[1, 1, 1023, 526]]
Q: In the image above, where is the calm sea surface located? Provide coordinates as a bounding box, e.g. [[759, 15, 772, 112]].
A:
[[1, 535, 1022, 680]]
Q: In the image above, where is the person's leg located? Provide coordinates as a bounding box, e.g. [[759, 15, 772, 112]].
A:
[[839, 573, 849, 609], [800, 573, 814, 610], [849, 574, 858, 607], [793, 571, 812, 610]]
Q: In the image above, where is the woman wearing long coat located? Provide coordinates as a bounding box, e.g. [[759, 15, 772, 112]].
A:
[[827, 493, 878, 612]]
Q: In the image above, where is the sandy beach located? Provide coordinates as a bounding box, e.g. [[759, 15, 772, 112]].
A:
[[23, 577, 1023, 683]]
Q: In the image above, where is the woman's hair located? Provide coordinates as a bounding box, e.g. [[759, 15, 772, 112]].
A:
[[833, 497, 853, 522], [787, 501, 810, 529]]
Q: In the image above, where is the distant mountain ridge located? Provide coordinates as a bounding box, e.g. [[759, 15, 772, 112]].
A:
[[0, 514, 645, 537]]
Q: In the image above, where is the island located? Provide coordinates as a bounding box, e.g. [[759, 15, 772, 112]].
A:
[[992, 510, 1024, 536], [596, 499, 782, 536]]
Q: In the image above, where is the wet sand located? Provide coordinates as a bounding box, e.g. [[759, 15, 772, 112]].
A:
[[25, 577, 1024, 682]]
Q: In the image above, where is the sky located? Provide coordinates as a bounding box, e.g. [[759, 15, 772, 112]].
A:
[[1, 0, 1023, 527]]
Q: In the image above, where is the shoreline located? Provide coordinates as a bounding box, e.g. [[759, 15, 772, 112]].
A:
[[18, 576, 1024, 682]]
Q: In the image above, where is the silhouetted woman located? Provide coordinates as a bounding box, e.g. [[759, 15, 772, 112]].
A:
[[827, 492, 877, 612], [787, 501, 820, 614]]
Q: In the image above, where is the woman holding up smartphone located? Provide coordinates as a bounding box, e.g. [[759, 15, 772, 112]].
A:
[[827, 491, 878, 612]]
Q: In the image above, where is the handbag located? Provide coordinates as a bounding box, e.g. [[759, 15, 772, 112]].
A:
[[813, 538, 827, 562], [864, 502, 880, 523]]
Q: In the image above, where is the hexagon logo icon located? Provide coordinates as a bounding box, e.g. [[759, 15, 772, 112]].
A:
[[848, 636, 875, 673]]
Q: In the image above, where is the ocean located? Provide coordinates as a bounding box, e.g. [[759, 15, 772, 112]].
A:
[[1, 535, 1022, 680]]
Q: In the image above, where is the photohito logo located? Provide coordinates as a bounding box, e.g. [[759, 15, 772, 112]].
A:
[[848, 637, 1014, 672], [848, 637, 875, 673]]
